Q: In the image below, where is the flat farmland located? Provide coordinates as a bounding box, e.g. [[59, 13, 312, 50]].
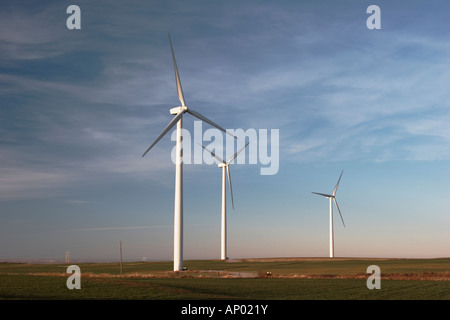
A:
[[1, 257, 449, 300]]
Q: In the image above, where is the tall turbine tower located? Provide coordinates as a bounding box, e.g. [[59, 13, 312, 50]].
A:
[[201, 142, 249, 260], [312, 170, 345, 258], [142, 34, 235, 271]]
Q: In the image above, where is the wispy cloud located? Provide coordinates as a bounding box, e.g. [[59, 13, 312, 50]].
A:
[[77, 225, 170, 231], [0, 167, 75, 201], [77, 223, 207, 231], [0, 4, 83, 61], [2, 0, 450, 204]]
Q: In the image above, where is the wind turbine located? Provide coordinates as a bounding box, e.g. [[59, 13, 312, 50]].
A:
[[142, 34, 235, 271], [312, 170, 345, 258], [201, 142, 249, 260]]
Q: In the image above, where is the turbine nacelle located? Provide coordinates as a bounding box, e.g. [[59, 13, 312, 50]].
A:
[[170, 106, 187, 115], [312, 192, 334, 199]]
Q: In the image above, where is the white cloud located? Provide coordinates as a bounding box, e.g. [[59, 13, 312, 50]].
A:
[[78, 225, 171, 231]]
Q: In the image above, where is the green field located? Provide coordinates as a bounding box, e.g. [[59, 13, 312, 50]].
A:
[[1, 257, 449, 300]]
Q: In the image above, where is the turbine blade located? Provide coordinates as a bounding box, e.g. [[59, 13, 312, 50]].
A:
[[333, 198, 345, 227], [226, 165, 235, 210], [187, 108, 236, 139], [227, 142, 249, 164], [168, 33, 186, 107], [142, 110, 185, 157], [199, 143, 225, 164], [312, 192, 333, 198], [333, 170, 344, 196]]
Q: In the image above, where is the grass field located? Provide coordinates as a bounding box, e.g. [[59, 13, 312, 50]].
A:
[[1, 257, 449, 300]]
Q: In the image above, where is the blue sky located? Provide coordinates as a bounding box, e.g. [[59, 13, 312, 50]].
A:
[[1, 0, 450, 262]]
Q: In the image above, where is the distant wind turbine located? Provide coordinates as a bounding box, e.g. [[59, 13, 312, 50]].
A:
[[312, 170, 345, 258], [142, 34, 236, 272], [201, 142, 249, 260]]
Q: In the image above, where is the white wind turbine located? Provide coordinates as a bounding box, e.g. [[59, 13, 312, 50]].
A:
[[142, 34, 235, 271], [312, 170, 345, 258], [201, 142, 249, 260]]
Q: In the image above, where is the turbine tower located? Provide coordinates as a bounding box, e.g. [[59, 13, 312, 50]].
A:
[[201, 142, 249, 260], [142, 34, 235, 271], [312, 170, 345, 258]]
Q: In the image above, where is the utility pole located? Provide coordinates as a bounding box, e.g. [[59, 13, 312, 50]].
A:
[[120, 241, 123, 276]]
